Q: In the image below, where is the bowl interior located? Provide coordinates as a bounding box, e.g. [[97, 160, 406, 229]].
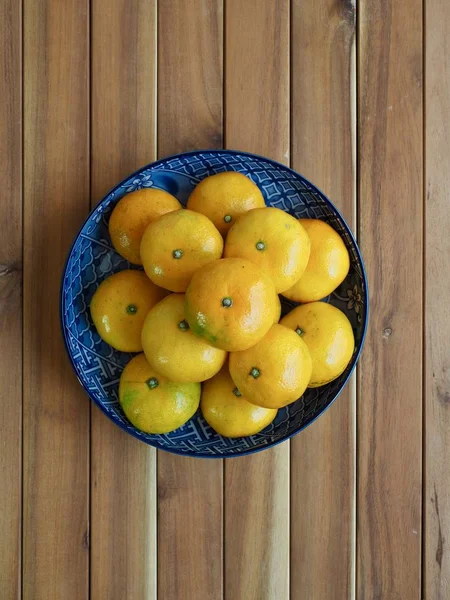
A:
[[61, 150, 367, 457]]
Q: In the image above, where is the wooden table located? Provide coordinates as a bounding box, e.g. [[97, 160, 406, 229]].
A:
[[1, 0, 448, 598]]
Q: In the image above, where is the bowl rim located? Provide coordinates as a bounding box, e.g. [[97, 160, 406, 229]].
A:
[[60, 148, 369, 459]]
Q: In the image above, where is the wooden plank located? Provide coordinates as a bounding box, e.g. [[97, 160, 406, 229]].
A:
[[424, 0, 450, 596], [357, 0, 423, 597], [0, 0, 22, 596], [22, 0, 90, 598], [290, 1, 356, 598], [224, 2, 290, 599], [90, 1, 157, 598], [157, 2, 224, 599]]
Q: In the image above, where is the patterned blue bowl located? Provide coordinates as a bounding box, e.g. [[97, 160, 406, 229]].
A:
[[61, 150, 368, 458]]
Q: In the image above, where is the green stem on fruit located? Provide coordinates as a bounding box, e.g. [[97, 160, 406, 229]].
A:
[[249, 367, 260, 379], [221, 297, 233, 308], [126, 304, 137, 315], [146, 377, 159, 390], [172, 249, 184, 259]]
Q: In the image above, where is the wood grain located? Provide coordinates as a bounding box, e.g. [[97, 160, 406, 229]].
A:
[[157, 0, 223, 156], [224, 2, 290, 598], [424, 0, 450, 596], [357, 0, 423, 597], [157, 2, 224, 599], [290, 2, 356, 597], [23, 0, 90, 597], [90, 2, 158, 597], [0, 0, 22, 596]]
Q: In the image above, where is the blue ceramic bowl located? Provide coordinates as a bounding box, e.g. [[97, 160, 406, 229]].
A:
[[61, 150, 368, 458]]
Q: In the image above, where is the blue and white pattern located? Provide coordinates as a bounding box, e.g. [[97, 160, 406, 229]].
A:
[[60, 150, 368, 458]]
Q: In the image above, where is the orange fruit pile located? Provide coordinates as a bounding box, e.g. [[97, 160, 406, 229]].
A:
[[90, 171, 355, 437]]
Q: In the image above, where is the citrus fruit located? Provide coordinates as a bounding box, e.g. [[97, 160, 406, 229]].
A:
[[280, 301, 355, 387], [224, 207, 310, 293], [119, 353, 200, 434], [141, 293, 227, 382], [201, 366, 277, 437], [187, 171, 266, 236], [185, 258, 279, 352], [273, 295, 282, 324], [109, 188, 181, 264], [140, 209, 223, 292], [283, 219, 350, 302], [229, 324, 312, 408], [90, 270, 167, 352]]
